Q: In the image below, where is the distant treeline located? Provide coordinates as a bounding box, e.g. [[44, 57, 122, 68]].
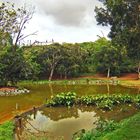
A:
[[0, 37, 137, 86]]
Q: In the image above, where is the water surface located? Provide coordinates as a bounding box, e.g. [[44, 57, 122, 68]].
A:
[[0, 84, 139, 123], [15, 105, 138, 140]]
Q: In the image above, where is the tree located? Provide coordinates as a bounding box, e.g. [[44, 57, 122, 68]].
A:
[[38, 43, 64, 81], [95, 44, 126, 78], [0, 2, 36, 50], [95, 0, 140, 78], [23, 46, 41, 80], [0, 46, 29, 86], [79, 38, 110, 74], [57, 43, 87, 78]]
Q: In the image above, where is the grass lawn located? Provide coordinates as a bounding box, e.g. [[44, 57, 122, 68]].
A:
[[0, 121, 14, 140], [100, 112, 140, 140]]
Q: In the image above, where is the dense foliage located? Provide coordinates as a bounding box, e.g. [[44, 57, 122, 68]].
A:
[[0, 1, 139, 85], [95, 0, 140, 78], [0, 2, 38, 86], [46, 92, 140, 110], [22, 38, 136, 81], [0, 44, 39, 86]]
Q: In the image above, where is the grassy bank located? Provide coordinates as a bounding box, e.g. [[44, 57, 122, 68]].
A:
[[101, 112, 140, 140], [78, 112, 140, 140], [0, 121, 14, 140], [120, 80, 140, 88], [18, 78, 118, 86]]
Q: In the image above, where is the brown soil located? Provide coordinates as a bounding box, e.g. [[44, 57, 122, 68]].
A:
[[78, 73, 138, 80], [119, 73, 138, 80]]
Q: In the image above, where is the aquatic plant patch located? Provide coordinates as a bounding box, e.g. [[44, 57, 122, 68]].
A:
[[47, 92, 77, 106], [46, 92, 140, 111]]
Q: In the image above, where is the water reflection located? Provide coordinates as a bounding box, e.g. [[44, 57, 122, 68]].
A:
[[15, 107, 98, 140], [0, 84, 139, 123], [15, 105, 138, 140]]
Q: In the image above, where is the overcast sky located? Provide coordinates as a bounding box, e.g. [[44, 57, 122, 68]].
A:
[[0, 0, 110, 43]]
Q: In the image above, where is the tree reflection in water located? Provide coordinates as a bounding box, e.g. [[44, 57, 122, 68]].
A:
[[14, 106, 97, 140], [14, 104, 138, 140]]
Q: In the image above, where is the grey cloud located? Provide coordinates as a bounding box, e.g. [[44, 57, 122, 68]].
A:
[[36, 0, 102, 27], [0, 0, 102, 27]]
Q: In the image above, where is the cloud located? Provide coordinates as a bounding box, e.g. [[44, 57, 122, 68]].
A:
[[0, 0, 109, 43], [36, 0, 102, 27], [0, 0, 103, 27]]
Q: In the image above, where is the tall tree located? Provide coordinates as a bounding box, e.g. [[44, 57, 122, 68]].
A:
[[95, 44, 126, 78], [57, 43, 87, 78], [95, 0, 140, 78], [0, 2, 36, 50], [38, 43, 64, 81]]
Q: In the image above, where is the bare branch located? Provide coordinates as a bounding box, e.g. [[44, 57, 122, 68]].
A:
[[18, 31, 38, 41], [14, 5, 35, 47]]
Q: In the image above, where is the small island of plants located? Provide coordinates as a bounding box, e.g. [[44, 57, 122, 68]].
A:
[[46, 92, 140, 111]]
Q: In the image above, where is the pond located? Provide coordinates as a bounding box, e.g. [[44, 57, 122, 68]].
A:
[[0, 84, 139, 123], [15, 105, 138, 140]]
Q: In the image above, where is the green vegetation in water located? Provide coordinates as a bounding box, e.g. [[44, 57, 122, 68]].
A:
[[75, 112, 140, 140], [46, 92, 140, 110], [46, 92, 77, 107], [0, 121, 14, 140]]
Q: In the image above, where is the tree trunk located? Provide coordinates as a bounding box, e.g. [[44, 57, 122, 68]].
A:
[[138, 71, 140, 80], [138, 62, 140, 80], [107, 67, 110, 78], [64, 71, 67, 79], [107, 83, 110, 95], [60, 74, 62, 79], [49, 67, 54, 81]]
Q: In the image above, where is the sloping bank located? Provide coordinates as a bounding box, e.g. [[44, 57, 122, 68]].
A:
[[102, 112, 140, 140], [77, 112, 140, 140]]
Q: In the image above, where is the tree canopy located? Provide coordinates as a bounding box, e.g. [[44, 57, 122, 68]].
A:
[[95, 0, 140, 78]]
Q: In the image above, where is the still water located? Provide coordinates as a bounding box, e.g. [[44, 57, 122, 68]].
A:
[[15, 105, 138, 140], [0, 84, 139, 123]]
